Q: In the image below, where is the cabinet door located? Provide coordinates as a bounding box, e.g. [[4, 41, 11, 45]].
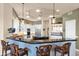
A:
[[35, 29, 41, 37]]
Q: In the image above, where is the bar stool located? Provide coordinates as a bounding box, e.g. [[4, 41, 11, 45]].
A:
[[36, 45, 52, 56], [54, 43, 71, 56], [1, 40, 10, 56], [10, 44, 29, 56]]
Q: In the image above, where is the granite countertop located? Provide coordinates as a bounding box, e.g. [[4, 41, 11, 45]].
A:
[[7, 37, 77, 44]]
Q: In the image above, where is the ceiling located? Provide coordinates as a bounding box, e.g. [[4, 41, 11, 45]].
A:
[[10, 3, 79, 21]]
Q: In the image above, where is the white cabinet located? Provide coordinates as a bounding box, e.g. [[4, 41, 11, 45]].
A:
[[50, 23, 63, 39]]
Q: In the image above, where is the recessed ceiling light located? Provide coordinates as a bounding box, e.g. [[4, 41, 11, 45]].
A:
[[26, 15, 30, 18], [36, 9, 41, 12], [56, 9, 60, 12], [37, 17, 41, 20]]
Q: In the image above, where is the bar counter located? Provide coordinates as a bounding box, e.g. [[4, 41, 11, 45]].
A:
[[7, 37, 76, 56]]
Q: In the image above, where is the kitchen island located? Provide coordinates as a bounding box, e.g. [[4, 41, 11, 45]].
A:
[[7, 38, 76, 56]]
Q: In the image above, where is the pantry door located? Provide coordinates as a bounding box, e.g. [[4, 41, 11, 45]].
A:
[[65, 19, 76, 39]]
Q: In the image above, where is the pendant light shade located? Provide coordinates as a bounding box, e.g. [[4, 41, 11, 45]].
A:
[[22, 3, 24, 18]]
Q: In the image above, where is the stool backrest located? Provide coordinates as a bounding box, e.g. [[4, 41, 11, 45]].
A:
[[36, 45, 52, 56], [1, 40, 7, 48], [63, 43, 71, 52], [10, 44, 19, 56]]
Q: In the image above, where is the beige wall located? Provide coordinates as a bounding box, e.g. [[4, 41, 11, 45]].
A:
[[0, 4, 13, 40], [3, 4, 13, 40], [0, 4, 4, 50], [0, 4, 4, 40], [4, 4, 12, 39]]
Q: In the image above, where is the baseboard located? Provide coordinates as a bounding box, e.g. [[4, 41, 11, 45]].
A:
[[76, 49, 79, 52]]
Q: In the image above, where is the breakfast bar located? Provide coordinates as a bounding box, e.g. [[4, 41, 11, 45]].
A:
[[0, 3, 79, 56], [7, 38, 76, 56]]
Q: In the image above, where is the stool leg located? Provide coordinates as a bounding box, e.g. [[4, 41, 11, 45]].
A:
[[68, 51, 70, 56], [61, 53, 64, 56], [2, 48, 4, 56], [5, 47, 7, 56], [5, 49, 7, 56], [54, 48, 56, 56], [26, 51, 28, 56]]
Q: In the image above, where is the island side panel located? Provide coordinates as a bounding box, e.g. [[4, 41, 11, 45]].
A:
[[7, 39, 76, 56]]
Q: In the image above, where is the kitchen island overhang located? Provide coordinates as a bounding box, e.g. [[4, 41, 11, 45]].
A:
[[7, 38, 77, 56]]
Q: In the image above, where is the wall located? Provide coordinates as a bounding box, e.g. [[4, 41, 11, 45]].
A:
[[0, 4, 13, 42], [2, 4, 12, 40], [0, 4, 4, 40], [0, 4, 4, 51], [56, 17, 63, 23], [63, 8, 79, 49]]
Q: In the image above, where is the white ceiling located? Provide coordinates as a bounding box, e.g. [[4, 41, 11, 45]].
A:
[[10, 3, 79, 21]]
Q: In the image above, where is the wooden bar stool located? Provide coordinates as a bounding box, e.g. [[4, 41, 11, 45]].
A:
[[36, 45, 52, 56], [54, 43, 71, 56], [1, 40, 10, 56], [10, 44, 29, 56]]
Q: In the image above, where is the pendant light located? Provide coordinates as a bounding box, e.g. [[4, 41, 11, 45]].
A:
[[22, 3, 24, 18], [19, 3, 24, 32], [52, 3, 56, 24]]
